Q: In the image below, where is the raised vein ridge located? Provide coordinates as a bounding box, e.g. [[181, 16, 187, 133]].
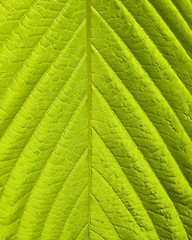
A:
[[86, 0, 92, 239]]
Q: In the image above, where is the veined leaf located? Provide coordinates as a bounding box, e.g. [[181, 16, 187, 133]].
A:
[[0, 0, 192, 239]]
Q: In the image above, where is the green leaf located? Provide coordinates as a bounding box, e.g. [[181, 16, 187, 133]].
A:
[[0, 0, 192, 239]]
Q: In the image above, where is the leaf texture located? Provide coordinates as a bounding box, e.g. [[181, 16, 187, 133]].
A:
[[0, 0, 192, 239]]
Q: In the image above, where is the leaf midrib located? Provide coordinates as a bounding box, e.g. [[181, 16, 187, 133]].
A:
[[86, 0, 92, 239]]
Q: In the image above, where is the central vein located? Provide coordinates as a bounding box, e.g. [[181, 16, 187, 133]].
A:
[[86, 0, 92, 238]]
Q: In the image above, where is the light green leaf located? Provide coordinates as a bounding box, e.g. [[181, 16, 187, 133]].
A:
[[0, 0, 192, 239]]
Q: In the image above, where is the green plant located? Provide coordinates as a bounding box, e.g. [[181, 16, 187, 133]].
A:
[[0, 0, 192, 239]]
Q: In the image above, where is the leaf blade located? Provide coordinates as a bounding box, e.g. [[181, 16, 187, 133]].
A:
[[0, 0, 192, 239]]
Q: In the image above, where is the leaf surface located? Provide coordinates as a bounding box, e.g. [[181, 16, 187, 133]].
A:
[[0, 0, 192, 239]]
